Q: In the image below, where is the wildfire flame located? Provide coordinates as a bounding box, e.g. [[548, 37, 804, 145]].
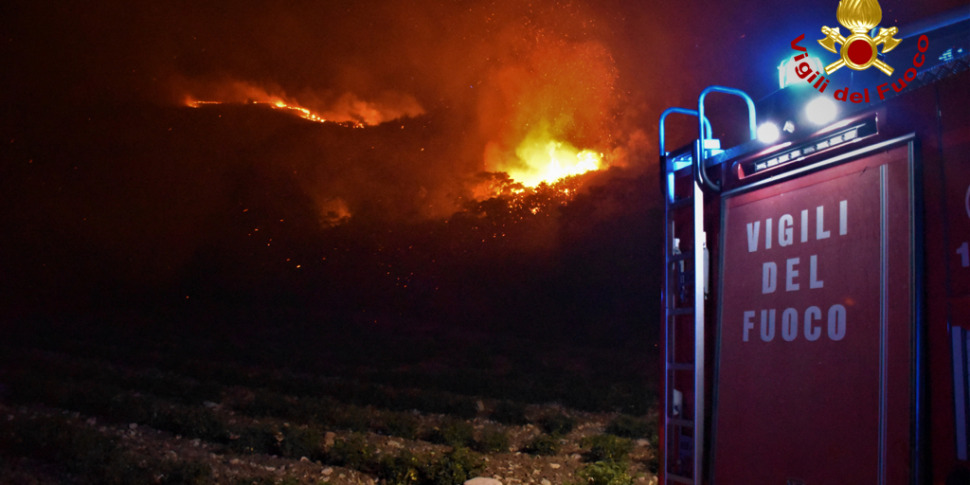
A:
[[508, 128, 603, 188], [185, 96, 364, 128], [178, 79, 425, 127], [475, 33, 616, 193], [837, 0, 883, 34]]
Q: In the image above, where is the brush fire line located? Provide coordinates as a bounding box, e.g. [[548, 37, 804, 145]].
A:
[[739, 200, 849, 342]]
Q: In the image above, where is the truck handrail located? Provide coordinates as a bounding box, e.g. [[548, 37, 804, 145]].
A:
[[696, 86, 757, 192], [659, 107, 712, 203]]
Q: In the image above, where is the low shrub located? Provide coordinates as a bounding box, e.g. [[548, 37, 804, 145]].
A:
[[424, 447, 484, 485], [425, 418, 475, 448], [333, 405, 373, 432], [539, 412, 576, 435], [154, 460, 214, 485], [296, 396, 338, 425], [574, 461, 635, 485], [378, 447, 484, 485], [378, 411, 420, 440], [581, 434, 633, 464], [440, 396, 480, 420], [326, 433, 378, 474], [378, 450, 423, 485], [279, 425, 325, 460], [230, 422, 323, 460], [0, 412, 215, 485], [230, 424, 279, 455], [238, 388, 294, 418], [605, 415, 654, 440], [152, 404, 228, 442], [489, 400, 529, 425], [522, 433, 560, 456], [473, 426, 510, 453], [0, 413, 116, 477]]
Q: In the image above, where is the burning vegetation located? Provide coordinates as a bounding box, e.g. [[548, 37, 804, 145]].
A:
[[3, 0, 661, 335], [164, 1, 623, 198], [180, 79, 425, 128], [478, 34, 619, 191], [507, 127, 604, 188]]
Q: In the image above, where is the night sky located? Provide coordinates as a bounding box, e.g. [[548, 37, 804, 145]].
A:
[[2, 0, 964, 342]]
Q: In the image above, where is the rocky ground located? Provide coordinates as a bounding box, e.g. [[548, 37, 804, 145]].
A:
[[0, 325, 658, 484], [1, 402, 656, 485]]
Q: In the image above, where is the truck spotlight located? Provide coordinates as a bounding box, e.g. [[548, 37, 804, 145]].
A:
[[805, 96, 838, 125], [757, 122, 781, 144]]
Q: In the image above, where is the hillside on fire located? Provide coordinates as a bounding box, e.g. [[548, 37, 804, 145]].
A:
[[1, 96, 665, 484], [4, 0, 967, 483], [3, 101, 662, 346]]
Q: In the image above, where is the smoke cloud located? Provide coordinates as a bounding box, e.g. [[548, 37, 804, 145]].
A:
[[4, 0, 963, 294]]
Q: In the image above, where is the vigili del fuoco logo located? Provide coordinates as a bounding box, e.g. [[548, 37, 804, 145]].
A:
[[788, 0, 929, 104]]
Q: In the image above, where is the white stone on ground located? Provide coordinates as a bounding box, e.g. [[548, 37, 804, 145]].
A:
[[464, 477, 503, 485]]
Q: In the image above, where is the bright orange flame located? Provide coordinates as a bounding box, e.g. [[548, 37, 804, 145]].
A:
[[476, 36, 615, 191], [506, 127, 603, 188], [177, 79, 424, 127], [185, 96, 364, 128]]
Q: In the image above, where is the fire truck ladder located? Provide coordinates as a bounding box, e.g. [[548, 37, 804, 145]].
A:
[[659, 87, 755, 485], [659, 107, 712, 485]]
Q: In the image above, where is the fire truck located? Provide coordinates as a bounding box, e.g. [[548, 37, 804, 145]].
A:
[[658, 7, 970, 484]]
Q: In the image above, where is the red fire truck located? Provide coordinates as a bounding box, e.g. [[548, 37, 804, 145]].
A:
[[659, 7, 970, 484]]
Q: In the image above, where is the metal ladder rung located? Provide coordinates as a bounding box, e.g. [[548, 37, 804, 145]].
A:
[[665, 473, 695, 484], [661, 133, 708, 485], [667, 418, 694, 428]]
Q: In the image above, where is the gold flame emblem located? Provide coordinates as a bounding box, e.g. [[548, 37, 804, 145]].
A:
[[818, 0, 902, 75]]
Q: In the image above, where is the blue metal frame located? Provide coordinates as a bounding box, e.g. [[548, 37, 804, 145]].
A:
[[658, 106, 718, 485], [660, 107, 712, 204], [660, 107, 712, 160], [696, 86, 757, 192], [658, 89, 756, 485]]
